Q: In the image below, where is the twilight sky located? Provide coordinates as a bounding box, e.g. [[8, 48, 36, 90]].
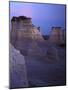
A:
[[10, 2, 66, 35]]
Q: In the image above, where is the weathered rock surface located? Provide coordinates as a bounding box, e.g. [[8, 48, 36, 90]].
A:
[[49, 27, 65, 45], [9, 44, 28, 88], [46, 46, 59, 62]]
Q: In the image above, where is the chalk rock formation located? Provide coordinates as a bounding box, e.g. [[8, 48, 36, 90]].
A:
[[10, 16, 44, 43], [10, 16, 44, 53], [9, 44, 28, 88], [49, 27, 65, 45]]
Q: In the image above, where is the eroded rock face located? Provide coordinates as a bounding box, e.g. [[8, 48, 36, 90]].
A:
[[9, 44, 28, 88], [27, 41, 44, 56], [49, 27, 65, 45], [10, 16, 44, 43], [10, 16, 45, 56], [46, 46, 59, 62]]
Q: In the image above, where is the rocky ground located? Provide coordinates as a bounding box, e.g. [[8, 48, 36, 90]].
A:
[[24, 44, 66, 87], [9, 40, 66, 88]]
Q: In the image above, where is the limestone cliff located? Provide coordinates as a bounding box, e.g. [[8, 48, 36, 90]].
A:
[[10, 16, 44, 42], [10, 16, 44, 53]]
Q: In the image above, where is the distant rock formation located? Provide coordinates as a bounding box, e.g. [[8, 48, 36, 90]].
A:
[[49, 27, 65, 45]]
